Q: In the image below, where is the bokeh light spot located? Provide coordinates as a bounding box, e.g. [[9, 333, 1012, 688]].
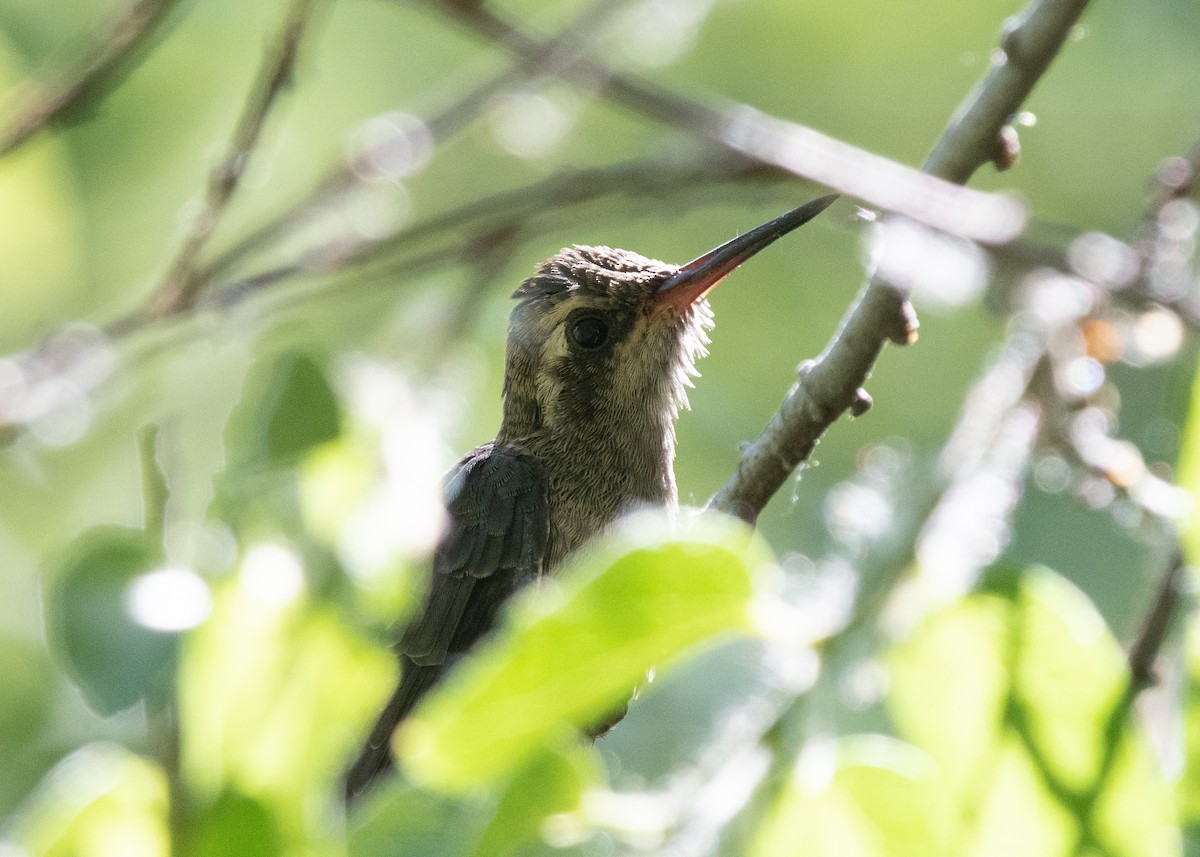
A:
[[240, 543, 305, 606], [126, 567, 213, 632], [1061, 356, 1105, 396]]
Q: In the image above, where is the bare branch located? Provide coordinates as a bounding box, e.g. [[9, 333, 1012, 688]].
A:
[[202, 0, 636, 287], [169, 151, 777, 325], [141, 0, 325, 319], [0, 0, 181, 157], [708, 278, 900, 523], [1128, 551, 1185, 692], [709, 0, 1094, 521], [430, 0, 1027, 245], [924, 0, 1090, 182]]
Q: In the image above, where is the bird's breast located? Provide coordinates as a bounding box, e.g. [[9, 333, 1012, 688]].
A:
[[535, 430, 677, 570]]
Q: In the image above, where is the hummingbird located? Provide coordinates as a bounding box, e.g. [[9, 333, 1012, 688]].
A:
[[343, 194, 837, 803]]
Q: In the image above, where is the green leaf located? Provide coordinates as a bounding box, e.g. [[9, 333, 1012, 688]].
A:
[[181, 578, 394, 848], [750, 735, 943, 857], [1176, 364, 1200, 566], [1176, 615, 1200, 843], [44, 526, 175, 715], [226, 351, 341, 470], [888, 567, 1178, 857], [0, 634, 56, 814], [11, 744, 168, 857], [348, 782, 488, 857], [397, 512, 769, 792], [471, 743, 601, 857], [351, 729, 599, 857], [0, 633, 54, 755], [193, 790, 283, 857]]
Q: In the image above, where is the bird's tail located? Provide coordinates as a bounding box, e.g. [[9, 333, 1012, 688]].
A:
[[343, 658, 442, 805]]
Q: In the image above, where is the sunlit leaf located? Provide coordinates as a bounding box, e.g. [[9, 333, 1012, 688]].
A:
[[193, 789, 283, 857], [181, 572, 394, 851], [348, 780, 488, 857], [11, 743, 168, 857], [750, 735, 943, 857], [44, 526, 174, 715], [349, 742, 599, 857], [397, 512, 770, 792], [471, 742, 601, 857], [1176, 614, 1200, 844], [1176, 364, 1200, 565], [889, 566, 1178, 857]]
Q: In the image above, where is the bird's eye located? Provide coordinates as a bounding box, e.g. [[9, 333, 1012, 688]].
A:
[[568, 315, 610, 350]]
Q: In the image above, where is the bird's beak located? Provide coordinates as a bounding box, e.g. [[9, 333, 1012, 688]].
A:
[[655, 194, 838, 313]]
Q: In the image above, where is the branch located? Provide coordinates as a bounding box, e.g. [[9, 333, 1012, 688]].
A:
[[0, 0, 181, 156], [0, 151, 786, 433], [1127, 551, 1185, 692], [428, 0, 1026, 245], [148, 152, 779, 329], [139, 0, 324, 320], [708, 282, 893, 523], [708, 0, 1093, 522], [923, 0, 1090, 182], [138, 423, 168, 547], [200, 0, 636, 287]]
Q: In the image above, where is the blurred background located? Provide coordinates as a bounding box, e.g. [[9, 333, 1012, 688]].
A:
[[2, 0, 1200, 853]]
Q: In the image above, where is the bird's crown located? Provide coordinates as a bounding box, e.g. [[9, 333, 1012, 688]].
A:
[[512, 245, 676, 308]]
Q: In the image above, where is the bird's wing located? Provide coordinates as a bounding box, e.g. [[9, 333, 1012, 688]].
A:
[[402, 442, 549, 666], [343, 443, 548, 804]]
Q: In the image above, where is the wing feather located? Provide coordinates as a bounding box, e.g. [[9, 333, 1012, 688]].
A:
[[402, 443, 548, 666]]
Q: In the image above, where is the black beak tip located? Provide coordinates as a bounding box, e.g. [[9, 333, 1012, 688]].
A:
[[656, 193, 839, 300]]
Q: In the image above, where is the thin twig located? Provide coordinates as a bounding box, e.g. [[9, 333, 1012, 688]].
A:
[[137, 423, 168, 548], [430, 0, 1026, 245], [698, 0, 1098, 847], [144, 0, 324, 318], [0, 0, 181, 156], [200, 0, 636, 286], [1127, 551, 1185, 692], [0, 151, 786, 434], [148, 680, 190, 856], [153, 151, 779, 327]]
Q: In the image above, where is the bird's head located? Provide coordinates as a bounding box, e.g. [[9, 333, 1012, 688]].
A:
[[498, 195, 837, 444]]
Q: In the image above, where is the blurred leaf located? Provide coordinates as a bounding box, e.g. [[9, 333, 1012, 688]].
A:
[[397, 512, 769, 792], [1177, 365, 1200, 565], [0, 633, 56, 814], [226, 350, 342, 471], [12, 743, 168, 857], [472, 743, 601, 857], [0, 632, 54, 754], [888, 567, 1178, 857], [44, 526, 174, 716], [298, 435, 377, 547], [349, 780, 488, 857], [349, 744, 599, 857], [194, 789, 283, 857], [750, 735, 943, 857], [1177, 613, 1200, 843], [181, 574, 394, 851], [0, 36, 86, 353]]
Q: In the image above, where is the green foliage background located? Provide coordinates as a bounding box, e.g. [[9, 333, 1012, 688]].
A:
[[1, 0, 1200, 854]]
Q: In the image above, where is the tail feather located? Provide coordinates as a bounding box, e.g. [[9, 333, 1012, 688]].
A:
[[343, 659, 442, 805]]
